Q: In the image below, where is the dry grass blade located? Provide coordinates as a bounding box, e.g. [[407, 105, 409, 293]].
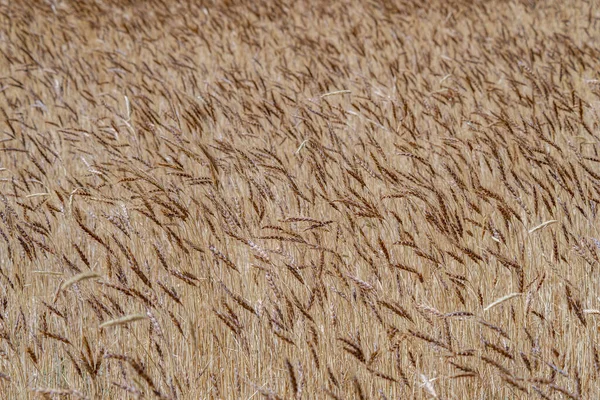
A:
[[99, 314, 147, 329], [528, 220, 558, 234], [320, 90, 351, 98], [484, 293, 521, 312]]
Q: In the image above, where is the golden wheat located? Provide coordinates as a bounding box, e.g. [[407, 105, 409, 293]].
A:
[[0, 0, 599, 398]]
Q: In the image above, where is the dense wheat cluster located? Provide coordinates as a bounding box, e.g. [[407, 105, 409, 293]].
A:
[[1, 0, 600, 398]]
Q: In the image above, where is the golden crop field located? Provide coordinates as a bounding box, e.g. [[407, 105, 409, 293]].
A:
[[1, 0, 599, 398]]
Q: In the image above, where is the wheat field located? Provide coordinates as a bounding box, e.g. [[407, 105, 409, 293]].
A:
[[0, 0, 599, 398]]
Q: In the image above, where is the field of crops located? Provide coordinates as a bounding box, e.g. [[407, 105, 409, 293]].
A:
[[1, 0, 599, 398]]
